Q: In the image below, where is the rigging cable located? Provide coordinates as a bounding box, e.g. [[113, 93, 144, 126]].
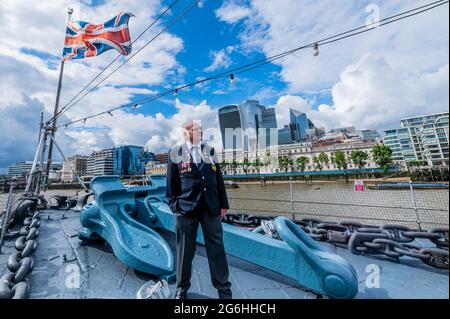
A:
[[57, 0, 449, 128]]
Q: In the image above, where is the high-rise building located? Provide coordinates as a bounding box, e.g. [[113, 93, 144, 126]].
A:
[[384, 128, 416, 163], [87, 146, 156, 177], [289, 109, 315, 141], [86, 149, 114, 176], [113, 145, 156, 176], [7, 161, 62, 177], [384, 112, 449, 166], [155, 153, 169, 164], [218, 100, 277, 152], [278, 125, 293, 145], [278, 108, 316, 145], [61, 155, 88, 181]]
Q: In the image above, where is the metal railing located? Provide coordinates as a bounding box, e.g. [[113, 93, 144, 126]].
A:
[[226, 178, 449, 230]]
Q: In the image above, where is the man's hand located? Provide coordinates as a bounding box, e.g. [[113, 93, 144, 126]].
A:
[[220, 208, 228, 219]]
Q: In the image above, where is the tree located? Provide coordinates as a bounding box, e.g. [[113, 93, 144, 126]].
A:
[[372, 144, 393, 173], [350, 150, 369, 170], [253, 156, 263, 173], [317, 152, 329, 168], [278, 156, 293, 173], [330, 152, 336, 165], [313, 156, 322, 171], [231, 160, 238, 174], [334, 150, 347, 170], [334, 150, 349, 182], [220, 160, 228, 173], [242, 155, 251, 174], [296, 156, 309, 173], [409, 160, 427, 167]]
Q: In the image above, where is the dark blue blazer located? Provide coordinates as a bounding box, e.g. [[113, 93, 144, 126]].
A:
[[166, 142, 229, 216]]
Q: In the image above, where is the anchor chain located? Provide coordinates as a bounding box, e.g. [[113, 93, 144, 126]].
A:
[[223, 213, 449, 269], [0, 209, 41, 299], [48, 195, 77, 210]]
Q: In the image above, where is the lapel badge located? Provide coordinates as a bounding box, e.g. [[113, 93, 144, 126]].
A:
[[211, 164, 217, 173]]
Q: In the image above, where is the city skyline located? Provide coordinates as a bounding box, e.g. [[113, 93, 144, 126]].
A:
[[3, 107, 448, 174], [0, 1, 448, 173]]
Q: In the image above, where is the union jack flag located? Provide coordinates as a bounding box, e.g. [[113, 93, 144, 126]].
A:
[[62, 12, 134, 61]]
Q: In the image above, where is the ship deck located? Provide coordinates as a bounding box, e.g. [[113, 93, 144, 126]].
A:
[[0, 209, 448, 299]]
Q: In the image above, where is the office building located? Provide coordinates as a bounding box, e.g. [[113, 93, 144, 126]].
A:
[[384, 112, 449, 166], [155, 153, 169, 164], [86, 149, 114, 176], [7, 161, 62, 177], [113, 146, 156, 176], [218, 100, 278, 152], [61, 155, 88, 181], [278, 108, 317, 145], [384, 128, 416, 163]]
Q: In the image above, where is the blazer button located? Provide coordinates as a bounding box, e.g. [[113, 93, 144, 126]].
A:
[[202, 176, 205, 180], [203, 188, 206, 191]]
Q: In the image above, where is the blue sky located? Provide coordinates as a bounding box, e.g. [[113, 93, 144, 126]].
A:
[[127, 0, 291, 116], [0, 0, 448, 172]]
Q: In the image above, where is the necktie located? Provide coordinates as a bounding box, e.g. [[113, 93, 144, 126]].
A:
[[191, 146, 202, 166]]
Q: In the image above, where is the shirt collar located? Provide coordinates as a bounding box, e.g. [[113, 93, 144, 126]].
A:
[[186, 140, 202, 151]]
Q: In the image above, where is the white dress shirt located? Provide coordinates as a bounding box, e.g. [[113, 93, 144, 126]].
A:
[[186, 140, 203, 165]]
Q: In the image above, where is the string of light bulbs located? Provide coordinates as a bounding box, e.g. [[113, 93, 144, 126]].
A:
[[57, 0, 449, 129]]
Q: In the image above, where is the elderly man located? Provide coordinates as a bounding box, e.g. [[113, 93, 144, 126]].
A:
[[166, 120, 232, 299]]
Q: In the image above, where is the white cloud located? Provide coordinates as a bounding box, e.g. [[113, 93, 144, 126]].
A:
[[0, 0, 187, 169], [218, 0, 449, 131], [203, 46, 235, 72], [323, 54, 449, 131], [215, 1, 252, 24], [272, 54, 449, 132], [59, 97, 220, 156]]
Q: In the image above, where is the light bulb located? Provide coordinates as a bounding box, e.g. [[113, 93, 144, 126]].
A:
[[313, 43, 319, 57], [108, 111, 113, 117], [230, 74, 235, 85], [173, 89, 178, 97]]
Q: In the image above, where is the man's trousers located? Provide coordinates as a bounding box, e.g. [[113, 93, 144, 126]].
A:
[[175, 199, 232, 298]]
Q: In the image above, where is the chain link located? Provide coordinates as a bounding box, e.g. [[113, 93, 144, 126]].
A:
[[0, 202, 41, 299], [223, 213, 449, 270]]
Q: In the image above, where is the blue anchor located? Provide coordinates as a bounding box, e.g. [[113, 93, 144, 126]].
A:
[[79, 175, 358, 298]]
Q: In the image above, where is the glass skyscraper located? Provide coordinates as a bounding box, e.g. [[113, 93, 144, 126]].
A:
[[218, 100, 277, 151], [113, 146, 156, 176], [278, 108, 316, 145]]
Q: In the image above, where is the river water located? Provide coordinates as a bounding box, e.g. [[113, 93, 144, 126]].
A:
[[1, 181, 448, 230]]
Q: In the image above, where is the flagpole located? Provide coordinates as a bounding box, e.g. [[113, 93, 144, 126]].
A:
[[43, 7, 73, 190]]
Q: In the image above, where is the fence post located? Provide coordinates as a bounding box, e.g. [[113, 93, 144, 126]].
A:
[[409, 181, 422, 231], [0, 179, 16, 252], [289, 177, 295, 220]]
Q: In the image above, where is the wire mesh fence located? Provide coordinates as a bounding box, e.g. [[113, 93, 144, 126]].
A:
[[1, 179, 448, 231], [226, 179, 449, 230]]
